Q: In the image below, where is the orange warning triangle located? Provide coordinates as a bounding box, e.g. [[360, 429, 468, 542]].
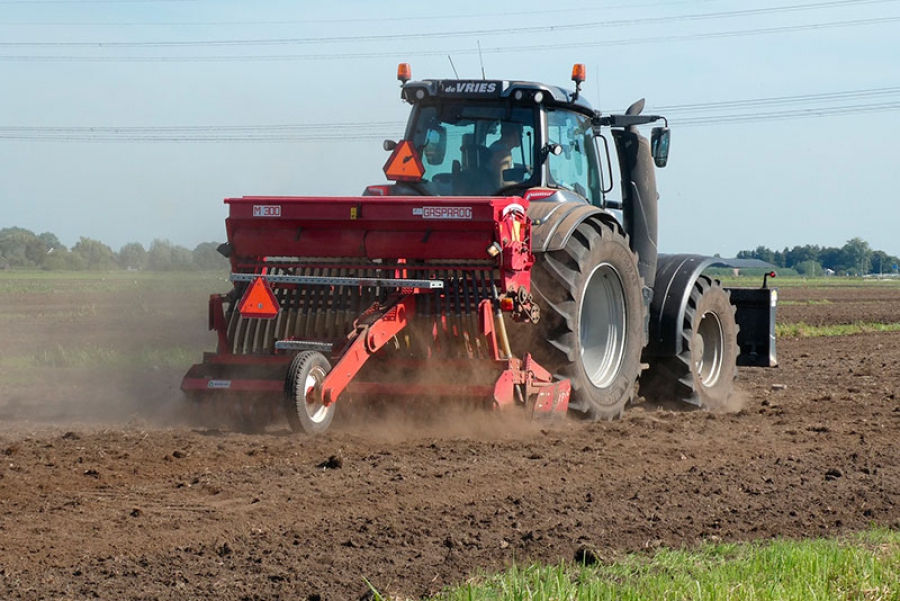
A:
[[238, 277, 279, 319], [383, 140, 425, 182]]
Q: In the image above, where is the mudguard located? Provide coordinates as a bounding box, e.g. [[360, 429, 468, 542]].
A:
[[528, 200, 608, 253], [646, 253, 715, 358], [646, 253, 778, 366]]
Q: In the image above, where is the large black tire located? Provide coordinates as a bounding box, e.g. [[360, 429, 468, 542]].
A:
[[284, 351, 335, 435], [526, 220, 646, 420], [640, 275, 739, 408]]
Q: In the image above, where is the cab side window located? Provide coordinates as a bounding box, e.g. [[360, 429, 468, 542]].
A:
[[546, 109, 601, 205]]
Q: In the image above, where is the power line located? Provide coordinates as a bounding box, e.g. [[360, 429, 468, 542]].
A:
[[656, 86, 900, 113], [2, 88, 899, 142], [0, 0, 895, 47], [671, 101, 900, 126], [490, 16, 900, 54], [0, 0, 195, 3], [0, 0, 720, 26], [1, 15, 896, 62]]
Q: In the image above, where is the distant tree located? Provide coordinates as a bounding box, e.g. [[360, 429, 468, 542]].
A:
[[783, 244, 820, 269], [0, 227, 47, 268], [794, 260, 823, 277], [118, 242, 148, 270], [171, 244, 195, 270], [753, 246, 776, 264], [42, 248, 84, 271], [147, 239, 175, 270], [38, 232, 67, 253], [192, 242, 227, 270], [773, 249, 786, 268], [838, 238, 872, 275], [71, 237, 117, 270], [871, 250, 900, 275], [735, 238, 896, 276], [147, 239, 195, 271], [818, 246, 842, 271]]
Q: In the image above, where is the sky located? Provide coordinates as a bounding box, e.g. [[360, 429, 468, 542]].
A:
[[0, 0, 898, 258]]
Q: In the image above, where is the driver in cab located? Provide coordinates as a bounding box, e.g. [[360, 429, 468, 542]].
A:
[[489, 121, 523, 191]]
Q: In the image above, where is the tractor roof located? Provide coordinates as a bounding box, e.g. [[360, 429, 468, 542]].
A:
[[401, 78, 596, 115]]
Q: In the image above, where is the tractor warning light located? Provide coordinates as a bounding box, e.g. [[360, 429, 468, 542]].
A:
[[397, 63, 412, 83], [571, 63, 586, 84]]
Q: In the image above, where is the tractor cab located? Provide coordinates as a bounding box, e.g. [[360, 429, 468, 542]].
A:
[[379, 65, 613, 206]]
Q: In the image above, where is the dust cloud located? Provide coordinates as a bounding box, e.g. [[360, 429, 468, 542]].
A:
[[0, 276, 214, 434]]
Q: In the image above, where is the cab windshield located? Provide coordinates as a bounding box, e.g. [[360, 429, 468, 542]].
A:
[[409, 103, 537, 196]]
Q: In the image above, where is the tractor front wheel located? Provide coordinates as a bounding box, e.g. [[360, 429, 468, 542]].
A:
[[641, 275, 739, 408]]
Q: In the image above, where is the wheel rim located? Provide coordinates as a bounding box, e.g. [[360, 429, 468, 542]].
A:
[[695, 310, 724, 388], [579, 262, 627, 389], [303, 365, 330, 424]]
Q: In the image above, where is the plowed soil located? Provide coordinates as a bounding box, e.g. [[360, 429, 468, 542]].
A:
[[1, 280, 899, 600]]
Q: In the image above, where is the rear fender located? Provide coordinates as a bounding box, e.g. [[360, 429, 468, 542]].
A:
[[528, 201, 620, 253], [529, 201, 650, 344], [646, 253, 778, 366], [646, 253, 716, 358]]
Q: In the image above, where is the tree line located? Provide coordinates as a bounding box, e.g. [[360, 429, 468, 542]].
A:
[[3, 226, 898, 276], [0, 227, 228, 271], [737, 237, 900, 276]]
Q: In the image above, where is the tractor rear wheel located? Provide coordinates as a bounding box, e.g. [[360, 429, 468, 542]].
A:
[[640, 275, 739, 408], [527, 220, 645, 420], [285, 351, 335, 435]]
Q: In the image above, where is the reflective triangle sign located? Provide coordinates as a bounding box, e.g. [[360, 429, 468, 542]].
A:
[[383, 140, 425, 182], [238, 276, 279, 319]]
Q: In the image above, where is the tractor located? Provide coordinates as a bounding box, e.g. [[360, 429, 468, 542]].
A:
[[181, 64, 777, 433]]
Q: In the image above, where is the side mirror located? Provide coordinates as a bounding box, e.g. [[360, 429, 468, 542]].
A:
[[543, 143, 563, 158], [650, 127, 670, 168]]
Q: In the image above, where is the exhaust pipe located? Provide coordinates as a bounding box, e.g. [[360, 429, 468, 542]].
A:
[[614, 127, 659, 286]]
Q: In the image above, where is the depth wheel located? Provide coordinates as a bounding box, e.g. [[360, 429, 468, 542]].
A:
[[525, 220, 646, 421], [641, 275, 739, 408], [284, 351, 335, 435]]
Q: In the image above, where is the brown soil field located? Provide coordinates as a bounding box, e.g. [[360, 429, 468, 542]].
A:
[[1, 277, 899, 600]]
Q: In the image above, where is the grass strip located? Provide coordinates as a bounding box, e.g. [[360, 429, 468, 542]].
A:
[[0, 270, 227, 295], [407, 527, 900, 601], [778, 299, 833, 306], [777, 321, 900, 338], [0, 344, 200, 372], [716, 276, 900, 288]]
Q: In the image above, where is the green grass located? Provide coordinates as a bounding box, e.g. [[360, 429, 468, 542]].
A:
[[718, 276, 900, 289], [0, 344, 199, 372], [405, 527, 900, 601], [778, 299, 833, 306], [0, 269, 228, 295], [777, 321, 900, 339]]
